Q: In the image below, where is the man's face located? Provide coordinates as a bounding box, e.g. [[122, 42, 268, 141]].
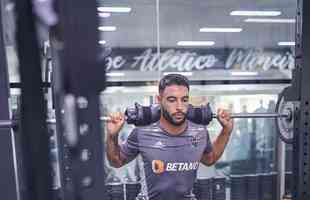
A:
[[158, 85, 189, 126]]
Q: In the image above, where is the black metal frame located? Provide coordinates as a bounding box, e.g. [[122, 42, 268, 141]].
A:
[[0, 2, 19, 200], [15, 0, 52, 200], [282, 0, 310, 199], [293, 0, 310, 199], [50, 0, 107, 199]]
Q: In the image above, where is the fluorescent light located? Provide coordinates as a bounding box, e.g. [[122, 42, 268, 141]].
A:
[[163, 72, 193, 76], [177, 41, 215, 46], [244, 18, 296, 23], [98, 40, 106, 45], [278, 42, 295, 46], [200, 27, 242, 33], [231, 71, 258, 76], [98, 26, 116, 31], [98, 13, 111, 18], [230, 11, 281, 16], [102, 87, 126, 94], [97, 7, 131, 13], [106, 72, 125, 77]]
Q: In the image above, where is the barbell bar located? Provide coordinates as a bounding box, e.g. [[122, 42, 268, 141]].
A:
[[215, 112, 291, 119], [0, 111, 291, 127], [102, 112, 291, 120], [0, 120, 14, 128], [0, 95, 295, 145]]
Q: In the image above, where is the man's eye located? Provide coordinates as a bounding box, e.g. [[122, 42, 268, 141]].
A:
[[183, 98, 189, 103]]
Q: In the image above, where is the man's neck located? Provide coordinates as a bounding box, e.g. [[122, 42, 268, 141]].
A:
[[159, 117, 187, 136]]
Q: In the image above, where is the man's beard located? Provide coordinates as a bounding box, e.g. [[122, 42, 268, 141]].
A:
[[162, 107, 186, 126]]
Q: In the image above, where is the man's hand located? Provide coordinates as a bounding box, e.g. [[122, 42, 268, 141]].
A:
[[106, 112, 125, 137], [217, 108, 234, 134], [106, 112, 127, 168], [201, 108, 234, 166]]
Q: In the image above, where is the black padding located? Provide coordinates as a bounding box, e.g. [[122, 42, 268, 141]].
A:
[[125, 103, 214, 126], [187, 105, 203, 124], [141, 106, 152, 126], [187, 104, 213, 125], [150, 104, 161, 123]]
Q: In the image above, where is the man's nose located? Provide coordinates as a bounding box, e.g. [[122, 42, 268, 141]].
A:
[[176, 101, 185, 110]]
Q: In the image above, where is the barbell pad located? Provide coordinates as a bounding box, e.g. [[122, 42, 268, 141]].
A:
[[129, 103, 160, 126], [201, 103, 214, 125], [187, 105, 203, 124], [124, 106, 138, 124], [187, 103, 213, 125], [139, 106, 153, 126], [149, 104, 161, 123], [137, 104, 160, 126], [125, 103, 213, 126]]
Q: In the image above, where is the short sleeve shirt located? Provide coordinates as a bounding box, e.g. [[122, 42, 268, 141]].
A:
[[120, 120, 213, 200]]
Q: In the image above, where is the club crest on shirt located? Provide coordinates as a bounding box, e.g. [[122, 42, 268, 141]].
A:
[[190, 135, 200, 147]]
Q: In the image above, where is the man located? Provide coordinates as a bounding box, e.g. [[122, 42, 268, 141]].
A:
[[106, 74, 233, 200]]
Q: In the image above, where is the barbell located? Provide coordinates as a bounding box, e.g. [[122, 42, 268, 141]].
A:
[[0, 95, 295, 144], [103, 99, 294, 145], [123, 102, 292, 124]]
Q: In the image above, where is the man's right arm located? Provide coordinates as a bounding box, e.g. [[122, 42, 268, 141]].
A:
[[106, 133, 127, 168]]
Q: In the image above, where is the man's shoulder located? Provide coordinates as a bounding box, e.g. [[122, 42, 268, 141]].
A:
[[133, 122, 162, 134], [187, 120, 207, 132]]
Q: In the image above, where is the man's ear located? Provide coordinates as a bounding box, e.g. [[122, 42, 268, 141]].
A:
[[156, 95, 161, 104]]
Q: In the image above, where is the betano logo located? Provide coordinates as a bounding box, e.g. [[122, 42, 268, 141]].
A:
[[151, 160, 199, 174]]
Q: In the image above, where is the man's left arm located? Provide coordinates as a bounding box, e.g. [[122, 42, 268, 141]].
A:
[[201, 109, 233, 166]]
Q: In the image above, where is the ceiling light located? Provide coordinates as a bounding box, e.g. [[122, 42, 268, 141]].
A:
[[106, 72, 125, 77], [97, 7, 131, 13], [231, 71, 258, 76], [163, 72, 193, 76], [278, 42, 295, 46], [98, 26, 116, 31], [177, 41, 215, 46], [244, 18, 295, 23], [98, 40, 106, 45], [200, 27, 242, 32], [98, 13, 111, 18], [230, 11, 281, 16]]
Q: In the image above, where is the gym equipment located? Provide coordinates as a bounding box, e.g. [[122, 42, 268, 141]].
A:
[[103, 100, 292, 127], [0, 97, 294, 144], [0, 120, 14, 128], [276, 91, 295, 144], [104, 99, 294, 144], [0, 9, 19, 199]]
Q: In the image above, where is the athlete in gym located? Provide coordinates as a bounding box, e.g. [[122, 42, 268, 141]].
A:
[[106, 74, 233, 200]]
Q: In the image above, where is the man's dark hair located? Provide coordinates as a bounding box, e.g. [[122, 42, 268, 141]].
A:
[[158, 73, 190, 93]]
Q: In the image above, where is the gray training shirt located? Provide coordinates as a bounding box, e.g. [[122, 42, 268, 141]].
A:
[[120, 120, 213, 200]]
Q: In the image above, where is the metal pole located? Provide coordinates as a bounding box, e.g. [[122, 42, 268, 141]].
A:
[[0, 111, 292, 129], [213, 113, 290, 119], [277, 139, 286, 200], [0, 120, 14, 128]]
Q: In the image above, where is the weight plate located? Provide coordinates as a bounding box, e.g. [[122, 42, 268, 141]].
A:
[[275, 93, 294, 144]]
